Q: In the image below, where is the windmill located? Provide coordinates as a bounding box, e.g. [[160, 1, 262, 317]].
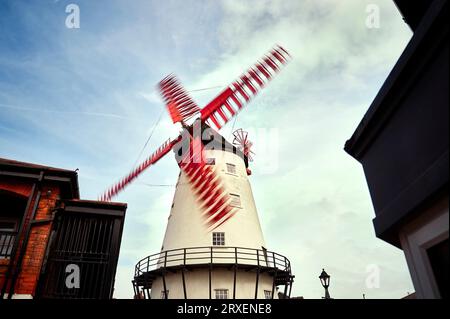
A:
[[101, 45, 295, 299]]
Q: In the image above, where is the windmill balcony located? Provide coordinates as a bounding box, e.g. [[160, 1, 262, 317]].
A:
[[132, 246, 294, 299]]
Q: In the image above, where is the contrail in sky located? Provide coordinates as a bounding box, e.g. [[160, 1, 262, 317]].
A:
[[0, 102, 132, 120]]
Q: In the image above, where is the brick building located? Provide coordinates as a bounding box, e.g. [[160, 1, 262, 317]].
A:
[[0, 158, 127, 299]]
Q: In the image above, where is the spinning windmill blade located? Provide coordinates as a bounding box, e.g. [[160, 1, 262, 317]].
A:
[[232, 128, 255, 162], [159, 74, 200, 124], [100, 45, 291, 229], [200, 45, 291, 130], [99, 138, 179, 202], [177, 132, 238, 231]]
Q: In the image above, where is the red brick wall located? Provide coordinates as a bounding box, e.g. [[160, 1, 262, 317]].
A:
[[0, 177, 32, 198], [0, 177, 60, 297], [0, 177, 32, 291]]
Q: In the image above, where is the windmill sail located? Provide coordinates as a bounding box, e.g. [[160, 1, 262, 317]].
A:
[[158, 74, 200, 124], [100, 45, 291, 206], [200, 45, 291, 130], [99, 138, 177, 201]]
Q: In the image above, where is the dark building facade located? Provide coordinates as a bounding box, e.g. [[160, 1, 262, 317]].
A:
[[0, 158, 127, 299], [345, 0, 448, 298]]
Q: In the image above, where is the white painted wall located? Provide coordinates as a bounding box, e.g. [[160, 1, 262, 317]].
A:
[[161, 149, 266, 251], [150, 268, 278, 299], [149, 148, 280, 299]]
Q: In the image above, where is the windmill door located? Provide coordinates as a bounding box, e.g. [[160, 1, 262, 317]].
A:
[[36, 204, 125, 299]]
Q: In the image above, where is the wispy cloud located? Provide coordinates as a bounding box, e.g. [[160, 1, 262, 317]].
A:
[[0, 102, 136, 120]]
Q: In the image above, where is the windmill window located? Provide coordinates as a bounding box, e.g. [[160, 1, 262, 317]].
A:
[[206, 158, 215, 165], [229, 194, 241, 208], [226, 163, 236, 174], [212, 232, 225, 246], [215, 289, 228, 299]]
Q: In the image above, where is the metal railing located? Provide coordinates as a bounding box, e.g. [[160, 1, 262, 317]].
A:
[[135, 246, 291, 277], [0, 231, 17, 259]]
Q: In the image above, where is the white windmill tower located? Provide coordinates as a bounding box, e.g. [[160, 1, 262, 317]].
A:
[[100, 46, 295, 299]]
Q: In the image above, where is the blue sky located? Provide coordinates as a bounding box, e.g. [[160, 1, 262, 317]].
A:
[[1, 0, 415, 298]]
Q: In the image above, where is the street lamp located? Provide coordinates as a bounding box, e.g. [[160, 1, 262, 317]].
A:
[[319, 268, 331, 299]]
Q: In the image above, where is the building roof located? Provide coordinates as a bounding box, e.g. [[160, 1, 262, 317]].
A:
[[0, 157, 128, 209], [0, 157, 80, 199], [66, 198, 127, 210], [62, 199, 127, 217], [0, 157, 78, 174], [394, 0, 433, 31]]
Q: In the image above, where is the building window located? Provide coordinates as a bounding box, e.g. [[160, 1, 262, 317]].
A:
[[215, 289, 228, 299], [0, 219, 18, 259], [161, 290, 169, 299], [212, 232, 225, 246], [226, 163, 236, 174], [264, 290, 272, 299], [229, 194, 241, 207]]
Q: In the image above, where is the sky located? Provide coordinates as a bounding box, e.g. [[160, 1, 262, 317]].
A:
[[0, 0, 415, 298]]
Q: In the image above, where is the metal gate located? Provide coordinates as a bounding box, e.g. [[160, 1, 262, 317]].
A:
[[36, 207, 125, 299]]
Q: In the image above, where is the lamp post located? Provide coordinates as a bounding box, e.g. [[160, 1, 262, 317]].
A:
[[319, 269, 331, 299]]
